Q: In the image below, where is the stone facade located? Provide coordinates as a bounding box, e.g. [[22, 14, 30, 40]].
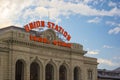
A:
[[0, 26, 98, 80]]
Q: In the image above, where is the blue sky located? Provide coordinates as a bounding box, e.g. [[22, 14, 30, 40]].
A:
[[0, 0, 120, 70]]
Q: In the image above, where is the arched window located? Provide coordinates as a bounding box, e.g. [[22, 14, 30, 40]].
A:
[[30, 62, 40, 80], [59, 65, 67, 80], [74, 67, 81, 80], [15, 60, 24, 80], [45, 64, 54, 80]]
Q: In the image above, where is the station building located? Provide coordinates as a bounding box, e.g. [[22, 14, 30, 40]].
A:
[[0, 25, 98, 80]]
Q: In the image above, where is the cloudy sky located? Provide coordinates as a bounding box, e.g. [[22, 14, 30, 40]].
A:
[[0, 0, 120, 70]]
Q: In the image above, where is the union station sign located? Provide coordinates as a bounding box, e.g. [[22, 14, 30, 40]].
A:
[[24, 20, 72, 48]]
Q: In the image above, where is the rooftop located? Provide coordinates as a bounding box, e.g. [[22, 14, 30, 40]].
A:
[[98, 67, 120, 79]]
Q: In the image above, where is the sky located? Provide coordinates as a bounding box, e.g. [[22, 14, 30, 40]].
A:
[[0, 0, 120, 70]]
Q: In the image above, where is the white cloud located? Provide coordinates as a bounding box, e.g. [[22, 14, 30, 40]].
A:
[[103, 45, 113, 49], [98, 58, 117, 66], [106, 20, 120, 26], [108, 1, 117, 7], [113, 56, 120, 60], [107, 7, 120, 16], [82, 0, 101, 5], [88, 17, 101, 23], [0, 22, 12, 28], [0, 0, 120, 28], [108, 27, 120, 34], [83, 0, 92, 4], [106, 21, 116, 26], [0, 0, 33, 28], [87, 50, 99, 55], [106, 21, 120, 34]]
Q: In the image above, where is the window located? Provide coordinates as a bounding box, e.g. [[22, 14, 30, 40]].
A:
[[88, 70, 92, 80], [30, 62, 40, 80], [15, 60, 24, 80], [45, 64, 54, 80], [59, 65, 67, 80], [74, 67, 81, 80]]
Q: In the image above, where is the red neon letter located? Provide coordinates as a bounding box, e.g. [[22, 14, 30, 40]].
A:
[[67, 35, 71, 41], [47, 22, 51, 28], [41, 21, 45, 27], [63, 31, 68, 38], [24, 25, 30, 32], [30, 35, 33, 40], [36, 21, 40, 28], [53, 40, 57, 45], [29, 22, 36, 29], [67, 43, 72, 48], [47, 22, 55, 29], [55, 25, 59, 31]]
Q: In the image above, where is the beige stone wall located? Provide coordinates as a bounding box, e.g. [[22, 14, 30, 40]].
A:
[[0, 27, 98, 80], [0, 51, 9, 80]]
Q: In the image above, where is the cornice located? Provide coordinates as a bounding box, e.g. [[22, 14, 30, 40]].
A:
[[4, 39, 85, 55]]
